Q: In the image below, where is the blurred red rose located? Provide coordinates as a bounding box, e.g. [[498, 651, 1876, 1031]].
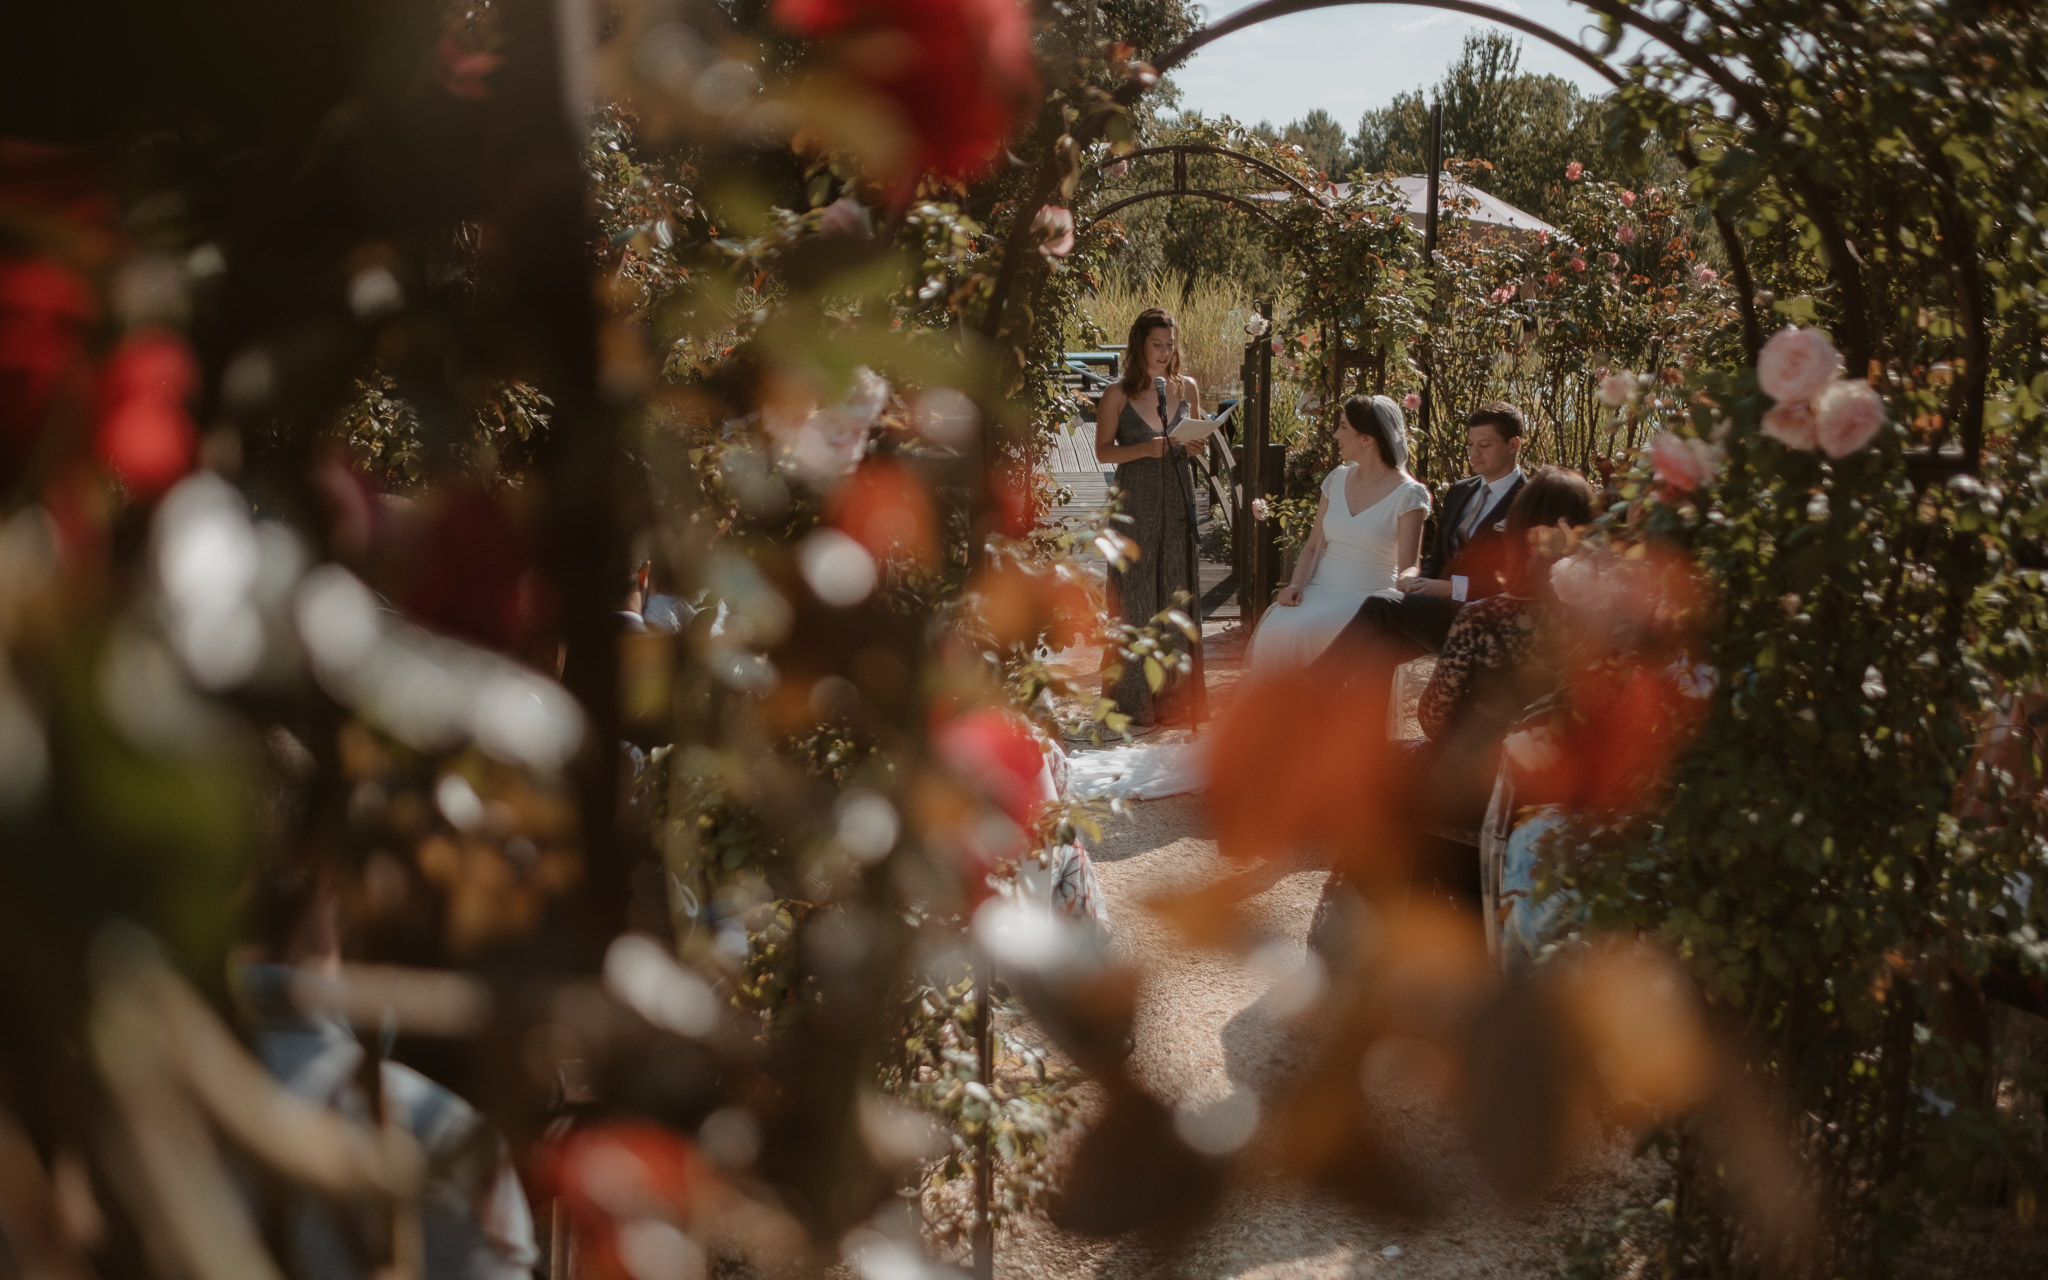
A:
[[935, 705, 1051, 833], [965, 560, 1099, 652], [400, 485, 551, 652], [0, 258, 95, 466], [988, 459, 1038, 538], [94, 330, 198, 497], [1506, 660, 1703, 812], [535, 1123, 704, 1280], [774, 0, 1041, 185], [923, 706, 1056, 901], [828, 458, 938, 569], [1202, 661, 1418, 887]]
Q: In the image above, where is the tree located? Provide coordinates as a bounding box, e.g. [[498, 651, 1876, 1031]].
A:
[[1281, 107, 1351, 180], [1351, 32, 1677, 222]]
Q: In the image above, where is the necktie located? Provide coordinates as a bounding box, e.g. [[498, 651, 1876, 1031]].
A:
[[1461, 481, 1492, 542]]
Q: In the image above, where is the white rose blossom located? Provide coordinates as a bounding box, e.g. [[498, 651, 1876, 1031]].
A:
[[768, 366, 889, 483]]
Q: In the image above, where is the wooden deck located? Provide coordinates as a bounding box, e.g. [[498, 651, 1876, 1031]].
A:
[[1048, 421, 1239, 621]]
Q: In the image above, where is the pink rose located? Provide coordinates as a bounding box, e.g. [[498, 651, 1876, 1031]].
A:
[[1569, 256, 1586, 272], [1650, 431, 1720, 493], [1620, 190, 1637, 207], [1814, 378, 1887, 458], [1489, 284, 1516, 304], [1402, 392, 1422, 411], [1616, 224, 1637, 246], [817, 195, 869, 238], [1760, 400, 1819, 451], [1598, 373, 1636, 407], [1757, 326, 1841, 405], [1503, 725, 1562, 775], [1694, 265, 1718, 284], [1565, 161, 1583, 181], [1031, 205, 1075, 259]]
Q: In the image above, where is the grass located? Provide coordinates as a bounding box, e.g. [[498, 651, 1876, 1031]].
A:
[[1076, 271, 1273, 411]]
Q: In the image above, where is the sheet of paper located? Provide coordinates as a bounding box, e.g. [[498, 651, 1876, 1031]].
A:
[[1168, 415, 1223, 444]]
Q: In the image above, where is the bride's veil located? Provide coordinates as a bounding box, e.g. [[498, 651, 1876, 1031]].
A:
[[1369, 394, 1412, 474]]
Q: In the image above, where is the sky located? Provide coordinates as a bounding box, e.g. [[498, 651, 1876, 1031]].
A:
[[1169, 0, 1639, 132]]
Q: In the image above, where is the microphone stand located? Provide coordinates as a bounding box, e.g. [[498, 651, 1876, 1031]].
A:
[[1157, 381, 1208, 727]]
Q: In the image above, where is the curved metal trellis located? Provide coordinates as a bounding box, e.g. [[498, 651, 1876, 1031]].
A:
[[983, 0, 1618, 340], [990, 0, 1988, 470], [1075, 143, 1332, 234], [1082, 187, 1276, 232]]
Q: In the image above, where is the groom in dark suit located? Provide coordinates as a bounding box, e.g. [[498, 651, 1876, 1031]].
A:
[[1324, 401, 1528, 660]]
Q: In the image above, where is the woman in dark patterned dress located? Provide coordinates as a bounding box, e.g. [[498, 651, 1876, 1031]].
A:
[[1395, 467, 1598, 915], [1093, 308, 1207, 729], [1418, 466, 1598, 748]]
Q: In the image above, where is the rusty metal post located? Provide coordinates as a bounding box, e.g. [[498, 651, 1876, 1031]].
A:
[[1417, 99, 1444, 465], [971, 957, 994, 1279], [1245, 301, 1277, 624]]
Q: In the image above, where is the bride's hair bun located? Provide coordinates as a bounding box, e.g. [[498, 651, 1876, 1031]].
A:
[[1340, 395, 1408, 469]]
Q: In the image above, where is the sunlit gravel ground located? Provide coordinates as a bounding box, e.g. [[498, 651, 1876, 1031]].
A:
[[925, 621, 2048, 1278], [945, 624, 1656, 1278]]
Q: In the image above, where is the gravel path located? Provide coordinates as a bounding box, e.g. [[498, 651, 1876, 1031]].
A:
[[982, 624, 1654, 1279]]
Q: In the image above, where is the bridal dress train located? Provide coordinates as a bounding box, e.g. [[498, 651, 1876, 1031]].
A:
[[1245, 464, 1432, 676], [1064, 465, 1429, 802]]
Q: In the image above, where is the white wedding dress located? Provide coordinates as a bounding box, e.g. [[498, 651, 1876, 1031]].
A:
[[1063, 466, 1430, 803], [1245, 466, 1431, 675]]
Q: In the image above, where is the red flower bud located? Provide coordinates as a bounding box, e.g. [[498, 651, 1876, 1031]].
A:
[[774, 0, 1040, 188], [0, 258, 94, 465], [534, 1123, 707, 1280], [95, 331, 198, 497], [828, 458, 938, 569]]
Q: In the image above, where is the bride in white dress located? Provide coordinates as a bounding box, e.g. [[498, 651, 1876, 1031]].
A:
[[1063, 395, 1428, 802], [1246, 395, 1430, 675]]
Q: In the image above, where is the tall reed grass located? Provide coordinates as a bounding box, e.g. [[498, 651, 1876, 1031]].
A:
[[1075, 272, 1272, 411]]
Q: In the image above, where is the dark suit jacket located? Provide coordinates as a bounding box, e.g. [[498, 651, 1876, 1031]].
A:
[[1421, 471, 1526, 593]]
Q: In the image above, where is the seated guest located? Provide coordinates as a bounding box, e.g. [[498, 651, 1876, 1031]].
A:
[[1418, 466, 1598, 747], [1404, 467, 1596, 918], [239, 865, 540, 1280], [1320, 401, 1529, 665]]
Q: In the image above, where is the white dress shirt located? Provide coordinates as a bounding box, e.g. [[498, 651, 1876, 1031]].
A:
[[1461, 467, 1524, 541], [1451, 466, 1524, 602]]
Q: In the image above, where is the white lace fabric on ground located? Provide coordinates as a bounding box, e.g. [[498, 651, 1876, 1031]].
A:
[[1060, 730, 1207, 801]]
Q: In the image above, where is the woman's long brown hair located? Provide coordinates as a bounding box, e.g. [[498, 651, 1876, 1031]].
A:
[[1503, 466, 1596, 595], [1119, 307, 1181, 396]]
